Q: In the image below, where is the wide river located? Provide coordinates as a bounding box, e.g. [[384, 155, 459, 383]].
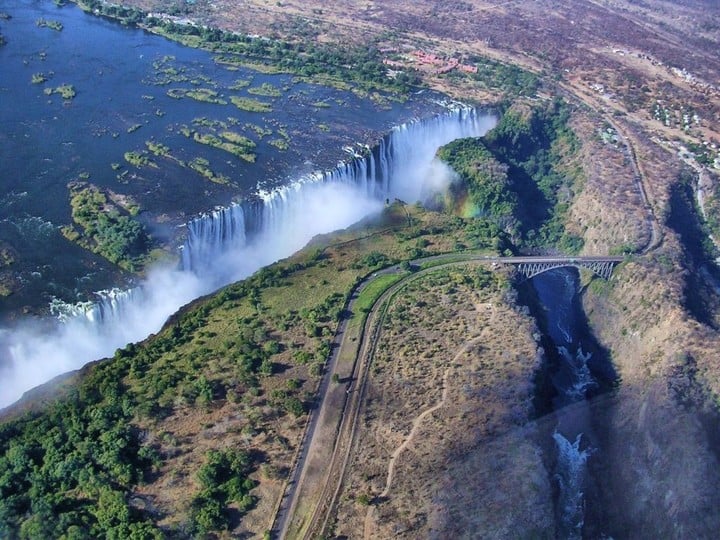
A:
[[0, 0, 442, 319], [0, 1, 497, 408]]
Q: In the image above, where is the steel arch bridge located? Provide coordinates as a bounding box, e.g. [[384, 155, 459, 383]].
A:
[[492, 256, 625, 281]]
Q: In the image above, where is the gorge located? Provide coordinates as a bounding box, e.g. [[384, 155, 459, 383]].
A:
[[2, 0, 720, 538]]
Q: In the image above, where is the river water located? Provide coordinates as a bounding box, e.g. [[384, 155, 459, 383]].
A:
[[529, 268, 617, 538], [0, 0, 440, 318]]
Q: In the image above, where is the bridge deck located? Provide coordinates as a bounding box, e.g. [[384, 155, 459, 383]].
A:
[[488, 256, 625, 264], [485, 255, 625, 280]]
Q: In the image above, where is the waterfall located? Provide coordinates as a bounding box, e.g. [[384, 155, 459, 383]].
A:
[[180, 106, 495, 279], [0, 106, 496, 409], [50, 287, 144, 325]]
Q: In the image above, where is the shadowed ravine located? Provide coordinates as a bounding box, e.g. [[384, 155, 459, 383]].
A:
[[527, 268, 618, 538]]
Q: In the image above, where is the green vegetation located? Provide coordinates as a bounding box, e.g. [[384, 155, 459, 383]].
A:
[[229, 78, 253, 90], [438, 100, 584, 253], [437, 140, 520, 239], [247, 82, 282, 97], [269, 138, 289, 151], [190, 449, 256, 534], [145, 140, 170, 157], [354, 273, 405, 319], [61, 183, 150, 271], [0, 203, 507, 537], [230, 95, 273, 113], [245, 123, 273, 138], [167, 87, 227, 104], [36, 18, 63, 31], [0, 379, 163, 538], [469, 56, 539, 98], [69, 1, 414, 97], [188, 156, 231, 184], [44, 84, 76, 100], [185, 128, 257, 162], [75, 0, 146, 25], [124, 150, 155, 168]]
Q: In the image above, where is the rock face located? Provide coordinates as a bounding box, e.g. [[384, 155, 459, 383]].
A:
[[586, 382, 720, 538], [581, 230, 720, 537], [557, 94, 720, 536]]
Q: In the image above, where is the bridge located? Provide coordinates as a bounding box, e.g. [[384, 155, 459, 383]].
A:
[[490, 255, 625, 280]]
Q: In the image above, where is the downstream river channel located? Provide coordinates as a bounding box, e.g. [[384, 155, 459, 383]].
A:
[[529, 268, 617, 538]]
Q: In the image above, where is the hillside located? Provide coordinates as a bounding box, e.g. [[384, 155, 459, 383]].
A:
[[2, 0, 720, 538], [0, 203, 508, 538]]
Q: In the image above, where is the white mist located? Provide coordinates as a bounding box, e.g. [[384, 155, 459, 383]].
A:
[[0, 107, 496, 408]]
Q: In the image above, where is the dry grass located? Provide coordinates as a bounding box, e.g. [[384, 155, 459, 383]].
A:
[[92, 204, 495, 537], [330, 265, 554, 538]]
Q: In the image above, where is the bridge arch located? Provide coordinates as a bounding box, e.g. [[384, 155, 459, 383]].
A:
[[514, 259, 620, 281]]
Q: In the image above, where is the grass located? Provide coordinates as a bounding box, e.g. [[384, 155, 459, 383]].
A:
[[0, 202, 507, 537], [230, 96, 273, 113], [247, 82, 282, 97], [353, 273, 405, 322]]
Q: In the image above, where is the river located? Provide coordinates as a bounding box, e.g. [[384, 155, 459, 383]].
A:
[[528, 268, 617, 538], [0, 0, 441, 319], [0, 0, 498, 409]]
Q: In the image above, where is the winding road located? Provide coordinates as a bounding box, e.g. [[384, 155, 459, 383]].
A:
[[271, 252, 624, 538]]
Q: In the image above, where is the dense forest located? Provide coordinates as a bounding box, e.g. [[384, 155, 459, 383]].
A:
[[438, 99, 585, 253]]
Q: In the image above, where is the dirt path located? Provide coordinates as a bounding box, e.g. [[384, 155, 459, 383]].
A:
[[362, 302, 496, 538], [360, 355, 454, 539], [275, 254, 616, 539], [609, 120, 663, 253]]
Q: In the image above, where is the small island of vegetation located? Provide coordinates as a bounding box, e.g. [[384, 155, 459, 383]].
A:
[[36, 18, 63, 31], [230, 95, 273, 113], [61, 183, 150, 271], [43, 83, 76, 100]]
